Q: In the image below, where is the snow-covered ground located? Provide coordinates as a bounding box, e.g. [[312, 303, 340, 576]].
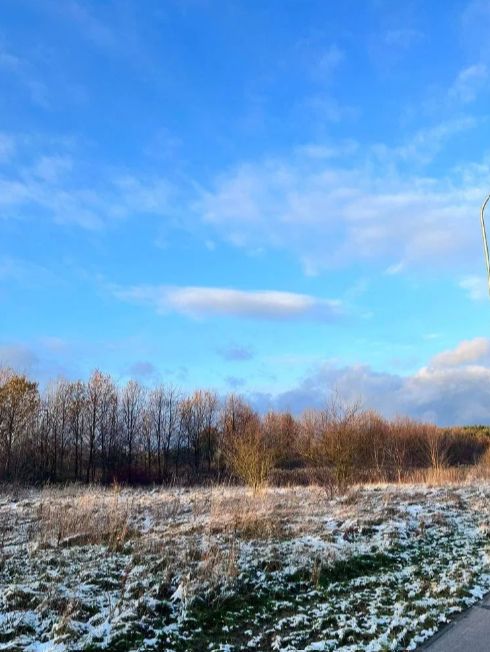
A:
[[0, 482, 489, 651]]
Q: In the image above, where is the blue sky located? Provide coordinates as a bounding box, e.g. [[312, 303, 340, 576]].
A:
[[2, 0, 490, 423]]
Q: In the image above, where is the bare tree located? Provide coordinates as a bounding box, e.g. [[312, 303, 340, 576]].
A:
[[120, 379, 144, 482], [202, 391, 219, 472], [148, 385, 180, 482], [97, 374, 118, 483], [301, 396, 362, 488], [42, 379, 72, 481], [423, 423, 451, 470], [0, 369, 39, 480], [86, 371, 115, 483], [67, 380, 87, 481], [262, 411, 298, 467], [0, 365, 485, 487]]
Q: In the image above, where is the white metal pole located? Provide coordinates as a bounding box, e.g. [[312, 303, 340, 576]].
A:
[[480, 193, 490, 297]]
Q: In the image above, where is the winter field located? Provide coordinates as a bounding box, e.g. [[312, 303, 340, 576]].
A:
[[1, 481, 489, 652]]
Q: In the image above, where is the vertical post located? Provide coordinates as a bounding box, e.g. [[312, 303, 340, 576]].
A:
[[480, 194, 490, 297]]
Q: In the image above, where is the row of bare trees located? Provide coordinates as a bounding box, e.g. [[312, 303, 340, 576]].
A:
[[0, 368, 487, 486]]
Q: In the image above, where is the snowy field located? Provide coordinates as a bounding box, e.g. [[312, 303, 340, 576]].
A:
[[0, 482, 489, 652]]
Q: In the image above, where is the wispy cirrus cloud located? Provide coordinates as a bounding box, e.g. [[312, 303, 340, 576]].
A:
[[368, 27, 424, 72], [459, 275, 488, 301], [384, 116, 477, 164], [314, 44, 344, 79], [60, 0, 117, 50], [0, 45, 50, 108], [0, 137, 173, 229], [449, 63, 488, 104], [461, 0, 490, 60], [196, 132, 487, 274], [113, 285, 342, 321], [0, 133, 15, 162], [0, 256, 58, 287]]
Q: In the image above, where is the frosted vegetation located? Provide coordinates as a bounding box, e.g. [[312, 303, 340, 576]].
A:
[[1, 482, 489, 651]]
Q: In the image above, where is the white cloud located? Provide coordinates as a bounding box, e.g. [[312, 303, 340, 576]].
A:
[[296, 141, 358, 160], [316, 45, 344, 78], [196, 138, 488, 273], [0, 133, 15, 162], [0, 257, 57, 286], [449, 63, 488, 103], [0, 47, 22, 72], [428, 337, 490, 368], [60, 0, 117, 50], [0, 138, 173, 229], [0, 45, 50, 108], [423, 332, 443, 341], [112, 175, 172, 216], [304, 94, 359, 123], [461, 1, 490, 60], [384, 261, 404, 275], [368, 27, 423, 72], [459, 275, 488, 301], [387, 117, 477, 164], [252, 337, 490, 425], [32, 155, 73, 183], [114, 285, 342, 321]]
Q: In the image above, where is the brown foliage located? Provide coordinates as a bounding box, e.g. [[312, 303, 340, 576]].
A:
[[0, 366, 488, 487]]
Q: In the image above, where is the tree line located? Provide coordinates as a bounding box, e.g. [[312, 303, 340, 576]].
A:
[[0, 367, 488, 486]]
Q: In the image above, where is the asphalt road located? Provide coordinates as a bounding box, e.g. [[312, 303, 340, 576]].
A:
[[421, 593, 490, 651]]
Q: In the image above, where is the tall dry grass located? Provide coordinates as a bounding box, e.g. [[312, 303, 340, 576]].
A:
[[36, 484, 136, 550]]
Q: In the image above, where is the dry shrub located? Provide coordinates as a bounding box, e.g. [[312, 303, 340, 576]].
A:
[[37, 486, 135, 550], [269, 468, 316, 486], [294, 401, 490, 487], [299, 398, 364, 488], [226, 426, 275, 492]]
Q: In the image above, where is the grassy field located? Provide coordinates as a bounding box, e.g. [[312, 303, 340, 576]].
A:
[[0, 481, 489, 651]]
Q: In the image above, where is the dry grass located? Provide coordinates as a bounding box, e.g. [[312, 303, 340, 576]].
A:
[[479, 447, 490, 468], [9, 465, 489, 565], [207, 491, 288, 540], [396, 463, 490, 485], [36, 484, 136, 550], [21, 483, 325, 554], [3, 480, 490, 652]]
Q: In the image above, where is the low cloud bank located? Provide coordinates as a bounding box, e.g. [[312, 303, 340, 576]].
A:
[[251, 337, 490, 426], [2, 337, 490, 426]]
